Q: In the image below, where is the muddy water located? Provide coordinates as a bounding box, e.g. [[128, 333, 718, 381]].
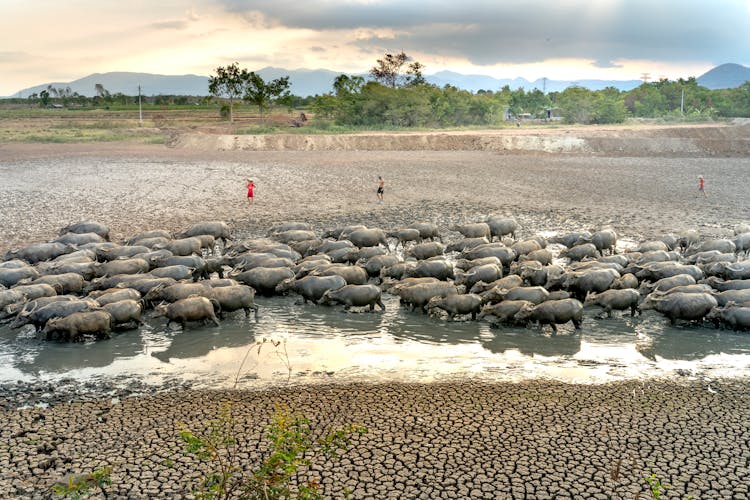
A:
[[2, 294, 749, 390]]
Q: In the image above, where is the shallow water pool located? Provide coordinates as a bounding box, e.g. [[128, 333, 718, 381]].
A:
[[1, 293, 749, 390]]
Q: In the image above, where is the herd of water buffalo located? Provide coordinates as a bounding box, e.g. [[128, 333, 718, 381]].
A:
[[1, 217, 750, 342]]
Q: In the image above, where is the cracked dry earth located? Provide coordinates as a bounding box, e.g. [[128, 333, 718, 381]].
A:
[[2, 380, 749, 499]]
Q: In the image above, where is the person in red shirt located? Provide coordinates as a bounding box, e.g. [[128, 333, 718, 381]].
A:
[[246, 178, 255, 203], [697, 175, 706, 197]]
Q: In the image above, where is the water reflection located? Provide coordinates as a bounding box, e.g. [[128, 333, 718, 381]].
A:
[[0, 293, 748, 385]]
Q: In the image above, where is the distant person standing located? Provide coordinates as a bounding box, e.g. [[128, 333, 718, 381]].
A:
[[376, 176, 385, 202], [697, 175, 706, 197], [246, 178, 255, 204]]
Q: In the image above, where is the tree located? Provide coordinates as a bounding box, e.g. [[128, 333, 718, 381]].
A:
[[208, 62, 248, 123], [39, 90, 50, 107], [370, 51, 425, 88], [243, 72, 291, 124], [333, 74, 365, 96]]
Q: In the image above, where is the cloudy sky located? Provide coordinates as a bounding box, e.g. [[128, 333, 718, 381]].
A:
[[2, 0, 749, 96]]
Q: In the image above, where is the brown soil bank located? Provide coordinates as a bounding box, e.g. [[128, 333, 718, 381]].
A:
[[171, 122, 750, 156], [2, 380, 747, 498]]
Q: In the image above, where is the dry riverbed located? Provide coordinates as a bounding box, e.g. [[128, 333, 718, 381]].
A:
[[1, 124, 749, 497]]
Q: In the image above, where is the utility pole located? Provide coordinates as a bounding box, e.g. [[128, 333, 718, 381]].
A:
[[138, 85, 143, 127], [640, 72, 651, 83], [680, 87, 685, 115], [542, 77, 547, 93]]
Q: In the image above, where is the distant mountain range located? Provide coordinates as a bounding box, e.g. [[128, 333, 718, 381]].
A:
[[9, 63, 749, 98]]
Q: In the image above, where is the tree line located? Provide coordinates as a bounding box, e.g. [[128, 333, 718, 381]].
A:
[[308, 52, 750, 126], [9, 53, 750, 126]]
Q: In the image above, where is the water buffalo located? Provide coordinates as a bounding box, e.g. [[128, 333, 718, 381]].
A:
[[269, 222, 312, 235], [717, 261, 750, 280], [0, 284, 57, 309], [677, 230, 701, 251], [362, 255, 401, 278], [732, 232, 750, 257], [28, 273, 85, 294], [154, 296, 221, 328], [686, 250, 736, 265], [686, 239, 736, 256], [590, 229, 617, 255], [126, 230, 173, 245], [461, 244, 516, 266], [290, 239, 323, 256], [1, 295, 77, 321], [157, 237, 202, 257], [232, 267, 295, 295], [403, 259, 455, 281], [354, 247, 388, 261], [0, 266, 40, 287], [89, 288, 142, 306], [450, 223, 491, 239], [707, 305, 750, 330], [396, 282, 460, 312], [143, 282, 214, 305], [521, 249, 554, 266], [486, 216, 518, 241], [611, 273, 639, 290], [181, 221, 232, 246], [116, 277, 177, 296], [405, 242, 445, 260], [150, 265, 196, 281], [323, 225, 367, 240], [274, 230, 318, 245], [639, 274, 696, 295], [455, 264, 503, 291], [276, 275, 347, 304], [97, 245, 150, 261], [515, 299, 584, 333], [44, 310, 113, 341], [456, 256, 502, 272], [4, 242, 73, 264], [60, 221, 110, 241], [93, 258, 150, 278], [211, 285, 259, 320], [380, 262, 417, 280], [102, 300, 144, 328], [478, 300, 533, 324], [482, 285, 550, 305], [445, 237, 489, 253], [640, 292, 718, 324], [634, 262, 704, 282], [554, 231, 591, 248], [55, 232, 106, 246], [510, 239, 542, 258], [558, 268, 620, 301], [309, 265, 368, 285], [84, 273, 156, 293], [636, 241, 670, 253], [427, 294, 483, 320], [699, 277, 750, 292], [584, 289, 641, 318], [386, 228, 422, 249], [561, 243, 600, 262], [469, 275, 524, 294], [13, 299, 99, 331], [408, 222, 441, 242], [714, 289, 750, 307], [152, 255, 207, 280], [345, 228, 389, 249], [320, 284, 385, 311]]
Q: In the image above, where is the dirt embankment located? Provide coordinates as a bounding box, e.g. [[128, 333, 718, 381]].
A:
[[170, 122, 750, 156]]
